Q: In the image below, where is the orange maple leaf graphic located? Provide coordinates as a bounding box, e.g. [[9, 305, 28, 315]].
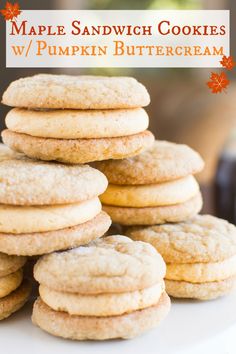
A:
[[0, 1, 21, 21], [220, 55, 236, 71], [207, 72, 229, 94]]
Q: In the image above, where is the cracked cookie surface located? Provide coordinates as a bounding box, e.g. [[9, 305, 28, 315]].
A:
[[126, 215, 236, 263], [2, 74, 150, 109], [93, 140, 204, 184], [34, 235, 166, 294]]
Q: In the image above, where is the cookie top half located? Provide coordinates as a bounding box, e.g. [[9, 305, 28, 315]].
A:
[[0, 144, 107, 205], [2, 74, 150, 109], [34, 235, 166, 294], [126, 215, 236, 264], [0, 252, 26, 277], [93, 140, 204, 185]]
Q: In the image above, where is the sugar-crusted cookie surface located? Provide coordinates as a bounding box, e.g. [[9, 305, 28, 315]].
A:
[[0, 144, 107, 205], [2, 130, 154, 164], [100, 175, 199, 207], [0, 252, 26, 277], [32, 292, 170, 340], [2, 74, 150, 109], [93, 140, 204, 184], [103, 193, 202, 225], [0, 198, 101, 234], [126, 215, 236, 263], [0, 211, 111, 256], [34, 235, 166, 294], [6, 108, 149, 139], [165, 276, 236, 300], [0, 280, 31, 320]]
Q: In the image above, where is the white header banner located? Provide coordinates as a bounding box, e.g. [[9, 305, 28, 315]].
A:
[[6, 10, 230, 68]]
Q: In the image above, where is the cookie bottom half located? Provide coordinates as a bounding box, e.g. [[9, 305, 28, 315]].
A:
[[2, 130, 154, 164], [165, 276, 236, 300], [103, 193, 202, 225], [0, 211, 111, 256], [32, 291, 170, 340]]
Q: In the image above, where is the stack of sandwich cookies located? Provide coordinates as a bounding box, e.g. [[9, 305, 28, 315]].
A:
[[95, 141, 204, 225], [126, 215, 236, 300], [0, 252, 31, 320], [0, 144, 111, 256], [2, 74, 154, 163], [32, 236, 170, 340]]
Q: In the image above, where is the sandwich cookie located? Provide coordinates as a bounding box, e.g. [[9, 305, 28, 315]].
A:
[[126, 215, 236, 300], [0, 144, 111, 256], [2, 75, 154, 163], [32, 235, 170, 340], [94, 140, 204, 225]]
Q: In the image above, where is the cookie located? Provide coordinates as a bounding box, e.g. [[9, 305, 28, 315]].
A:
[[0, 252, 26, 277], [0, 211, 111, 256], [2, 130, 154, 164], [6, 107, 149, 139], [93, 140, 204, 184], [165, 276, 236, 300], [32, 292, 170, 340], [34, 235, 166, 294], [0, 144, 107, 205], [0, 269, 23, 298], [126, 215, 236, 263], [39, 281, 165, 317], [0, 198, 101, 234], [103, 193, 202, 225], [166, 254, 236, 282], [100, 176, 199, 207], [0, 279, 31, 320], [2, 74, 150, 109]]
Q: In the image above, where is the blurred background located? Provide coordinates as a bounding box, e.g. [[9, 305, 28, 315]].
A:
[[0, 0, 236, 220]]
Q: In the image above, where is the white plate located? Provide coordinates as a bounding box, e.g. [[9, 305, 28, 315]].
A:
[[2, 291, 236, 354]]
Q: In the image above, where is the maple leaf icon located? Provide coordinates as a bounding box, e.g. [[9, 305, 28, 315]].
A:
[[207, 72, 229, 94], [0, 1, 21, 21], [220, 55, 236, 71]]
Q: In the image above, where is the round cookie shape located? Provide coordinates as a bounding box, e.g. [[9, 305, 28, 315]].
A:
[[0, 252, 26, 277], [2, 130, 154, 164], [2, 74, 150, 109], [103, 193, 202, 225], [0, 280, 31, 320], [0, 198, 101, 234], [93, 140, 204, 184], [34, 235, 166, 294], [39, 281, 164, 317], [0, 144, 107, 205], [0, 269, 23, 298], [100, 175, 199, 207], [6, 108, 149, 139], [0, 211, 111, 256], [126, 215, 236, 264], [32, 292, 170, 340], [165, 276, 236, 300]]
